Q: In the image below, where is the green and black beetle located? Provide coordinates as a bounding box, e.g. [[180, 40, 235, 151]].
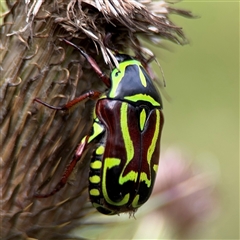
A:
[[34, 39, 164, 215]]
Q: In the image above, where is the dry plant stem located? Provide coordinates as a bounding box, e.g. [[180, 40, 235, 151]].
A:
[[0, 0, 192, 239]]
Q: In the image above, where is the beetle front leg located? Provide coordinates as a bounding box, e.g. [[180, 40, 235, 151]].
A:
[[34, 90, 101, 111], [34, 135, 90, 198], [63, 39, 111, 88]]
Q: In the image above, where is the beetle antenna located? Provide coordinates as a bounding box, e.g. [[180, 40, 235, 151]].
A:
[[62, 39, 89, 59], [154, 57, 166, 87]]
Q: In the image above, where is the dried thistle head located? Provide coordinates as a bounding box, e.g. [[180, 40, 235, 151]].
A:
[[1, 0, 192, 239]]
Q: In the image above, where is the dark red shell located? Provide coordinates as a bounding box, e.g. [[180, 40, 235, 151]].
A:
[[89, 99, 164, 214]]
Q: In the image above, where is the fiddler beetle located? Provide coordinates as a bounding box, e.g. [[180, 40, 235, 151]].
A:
[[34, 39, 164, 215]]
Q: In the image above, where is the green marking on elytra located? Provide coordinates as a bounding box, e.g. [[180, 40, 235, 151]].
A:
[[100, 105, 161, 207], [102, 157, 130, 206], [101, 157, 122, 206], [139, 108, 147, 131], [105, 157, 121, 169], [120, 103, 134, 162], [134, 110, 160, 187], [123, 170, 138, 183], [147, 110, 160, 164], [137, 110, 160, 187], [119, 103, 138, 184], [132, 194, 141, 208], [153, 164, 158, 172], [140, 172, 151, 188], [101, 103, 138, 206]]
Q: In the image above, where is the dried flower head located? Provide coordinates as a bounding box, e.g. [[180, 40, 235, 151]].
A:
[[1, 0, 192, 239]]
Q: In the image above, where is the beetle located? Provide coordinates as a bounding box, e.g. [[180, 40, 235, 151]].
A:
[[34, 39, 164, 215]]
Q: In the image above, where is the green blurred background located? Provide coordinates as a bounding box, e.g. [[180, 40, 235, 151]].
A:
[[155, 1, 239, 239]]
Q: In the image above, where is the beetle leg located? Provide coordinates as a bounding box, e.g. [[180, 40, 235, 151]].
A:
[[34, 118, 105, 198], [34, 90, 101, 110], [34, 135, 90, 198], [63, 39, 111, 87]]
